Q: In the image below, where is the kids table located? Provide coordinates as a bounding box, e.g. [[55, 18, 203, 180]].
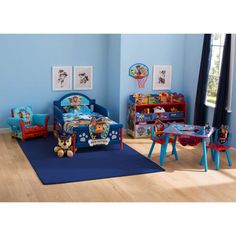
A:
[[161, 124, 215, 172]]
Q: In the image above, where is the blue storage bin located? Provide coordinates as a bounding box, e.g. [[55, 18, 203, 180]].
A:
[[169, 111, 184, 119], [155, 112, 169, 120]]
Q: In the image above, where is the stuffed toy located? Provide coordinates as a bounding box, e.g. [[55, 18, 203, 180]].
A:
[[153, 106, 165, 113], [154, 119, 165, 136], [54, 135, 74, 158], [170, 107, 178, 112], [217, 125, 229, 144]]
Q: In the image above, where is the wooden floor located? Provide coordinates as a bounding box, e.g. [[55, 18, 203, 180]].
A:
[[1, 133, 236, 202]]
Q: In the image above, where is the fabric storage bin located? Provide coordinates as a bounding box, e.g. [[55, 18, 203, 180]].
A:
[[169, 111, 184, 119], [135, 124, 152, 138], [135, 97, 148, 104], [136, 113, 155, 122], [148, 96, 161, 104], [155, 112, 169, 120]]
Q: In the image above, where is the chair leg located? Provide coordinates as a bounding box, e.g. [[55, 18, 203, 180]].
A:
[[211, 149, 215, 162], [160, 144, 164, 166], [215, 151, 220, 170], [210, 135, 215, 162], [160, 135, 169, 166], [225, 150, 232, 167], [148, 142, 156, 158], [202, 138, 208, 172], [171, 143, 174, 155]]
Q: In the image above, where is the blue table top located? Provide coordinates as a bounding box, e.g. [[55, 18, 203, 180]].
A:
[[163, 124, 214, 138]]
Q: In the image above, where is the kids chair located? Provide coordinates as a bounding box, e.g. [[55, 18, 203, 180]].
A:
[[148, 120, 178, 165], [208, 125, 232, 170], [7, 106, 49, 141]]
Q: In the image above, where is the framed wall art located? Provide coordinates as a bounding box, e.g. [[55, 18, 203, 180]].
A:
[[153, 65, 172, 90], [73, 66, 93, 90], [52, 66, 72, 91]]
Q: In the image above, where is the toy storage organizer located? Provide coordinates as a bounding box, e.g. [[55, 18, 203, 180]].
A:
[[127, 93, 187, 138]]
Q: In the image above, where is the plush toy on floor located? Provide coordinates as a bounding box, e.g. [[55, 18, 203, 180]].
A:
[[54, 134, 74, 158]]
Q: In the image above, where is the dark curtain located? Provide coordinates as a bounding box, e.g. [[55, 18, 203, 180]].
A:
[[213, 34, 231, 128], [194, 34, 212, 125]]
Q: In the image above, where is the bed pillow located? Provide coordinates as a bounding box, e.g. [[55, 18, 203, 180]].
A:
[[78, 106, 92, 114], [64, 105, 92, 115]]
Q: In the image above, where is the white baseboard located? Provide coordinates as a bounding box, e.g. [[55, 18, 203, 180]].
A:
[[0, 128, 10, 134], [230, 147, 236, 153], [0, 125, 53, 134]]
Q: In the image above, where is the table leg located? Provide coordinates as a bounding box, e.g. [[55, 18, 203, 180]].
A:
[[160, 135, 169, 166], [202, 138, 208, 172], [171, 135, 178, 160], [225, 150, 232, 167], [210, 135, 215, 162]]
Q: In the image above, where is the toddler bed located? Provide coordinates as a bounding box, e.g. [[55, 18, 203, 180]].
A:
[[54, 93, 123, 152]]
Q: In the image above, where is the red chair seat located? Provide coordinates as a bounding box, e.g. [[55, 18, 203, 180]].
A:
[[24, 125, 46, 134], [152, 137, 175, 144], [207, 143, 231, 151]]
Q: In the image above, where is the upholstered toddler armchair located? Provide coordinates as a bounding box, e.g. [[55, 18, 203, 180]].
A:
[[7, 106, 49, 141]]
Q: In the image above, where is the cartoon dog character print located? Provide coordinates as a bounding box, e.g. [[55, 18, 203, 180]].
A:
[[68, 96, 82, 113], [78, 72, 89, 84], [158, 70, 166, 84], [58, 70, 68, 88], [89, 117, 109, 140]]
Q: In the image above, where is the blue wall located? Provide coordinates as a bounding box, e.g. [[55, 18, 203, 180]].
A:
[[0, 34, 108, 128], [107, 35, 121, 122], [119, 34, 186, 126], [183, 34, 203, 123]]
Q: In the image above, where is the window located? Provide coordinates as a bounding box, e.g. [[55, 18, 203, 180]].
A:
[[205, 33, 226, 107]]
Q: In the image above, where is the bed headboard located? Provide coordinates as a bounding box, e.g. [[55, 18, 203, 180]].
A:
[[54, 93, 96, 108]]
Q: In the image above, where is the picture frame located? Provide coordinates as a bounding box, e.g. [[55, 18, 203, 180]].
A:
[[153, 65, 172, 90], [73, 66, 93, 90], [52, 66, 72, 91]]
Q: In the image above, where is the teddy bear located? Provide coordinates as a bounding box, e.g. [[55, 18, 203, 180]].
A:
[[54, 135, 74, 158]]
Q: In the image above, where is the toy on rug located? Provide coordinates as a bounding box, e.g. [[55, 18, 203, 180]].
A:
[[54, 134, 74, 158]]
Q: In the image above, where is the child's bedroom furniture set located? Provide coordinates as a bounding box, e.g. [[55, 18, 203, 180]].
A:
[[148, 122, 232, 171], [7, 91, 232, 171], [7, 93, 123, 152]]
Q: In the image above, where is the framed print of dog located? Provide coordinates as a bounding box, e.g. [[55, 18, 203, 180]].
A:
[[52, 66, 72, 91], [73, 66, 93, 90], [153, 65, 172, 90]]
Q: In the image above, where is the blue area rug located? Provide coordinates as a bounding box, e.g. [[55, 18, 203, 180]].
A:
[[18, 133, 164, 185]]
